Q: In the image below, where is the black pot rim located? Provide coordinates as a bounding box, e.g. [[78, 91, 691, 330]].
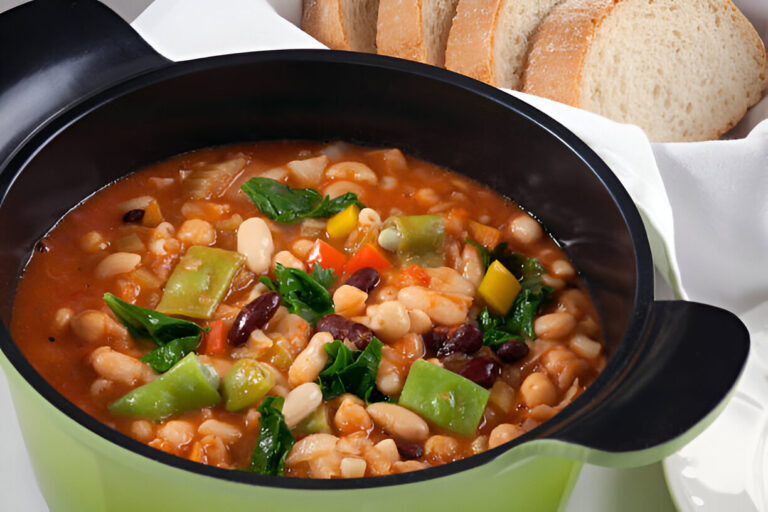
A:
[[0, 49, 654, 490]]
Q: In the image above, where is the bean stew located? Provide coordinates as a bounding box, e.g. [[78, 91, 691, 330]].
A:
[[11, 141, 605, 478]]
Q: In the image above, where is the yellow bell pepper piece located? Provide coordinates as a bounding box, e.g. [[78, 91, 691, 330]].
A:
[[326, 204, 360, 239], [477, 260, 521, 316]]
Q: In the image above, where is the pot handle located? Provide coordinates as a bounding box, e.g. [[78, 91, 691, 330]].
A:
[[0, 0, 171, 169], [550, 300, 749, 467]]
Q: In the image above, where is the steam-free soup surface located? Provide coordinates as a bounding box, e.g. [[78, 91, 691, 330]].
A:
[[12, 141, 604, 478]]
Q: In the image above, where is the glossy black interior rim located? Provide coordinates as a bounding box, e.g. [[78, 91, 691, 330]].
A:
[[0, 50, 654, 490]]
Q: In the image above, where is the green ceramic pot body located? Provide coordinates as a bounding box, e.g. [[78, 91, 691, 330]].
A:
[[2, 359, 581, 512]]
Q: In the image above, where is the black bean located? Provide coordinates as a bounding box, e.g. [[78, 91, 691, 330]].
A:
[[424, 326, 451, 352], [496, 339, 530, 363], [227, 292, 281, 346], [316, 314, 373, 350], [345, 267, 380, 293], [437, 324, 482, 358], [395, 440, 424, 460], [457, 357, 500, 388], [123, 209, 145, 223]]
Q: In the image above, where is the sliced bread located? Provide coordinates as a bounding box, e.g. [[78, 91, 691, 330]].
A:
[[376, 0, 460, 66], [302, 0, 380, 52], [445, 0, 564, 89], [522, 0, 768, 142]]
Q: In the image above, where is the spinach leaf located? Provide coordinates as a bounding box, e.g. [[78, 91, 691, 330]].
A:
[[309, 262, 336, 290], [259, 263, 335, 326], [140, 335, 200, 373], [241, 178, 364, 223], [317, 337, 385, 402], [103, 293, 204, 346], [504, 287, 553, 339], [465, 239, 547, 282], [477, 308, 521, 349], [248, 396, 295, 475]]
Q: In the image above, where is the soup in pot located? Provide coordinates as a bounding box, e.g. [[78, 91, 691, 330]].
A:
[[12, 141, 605, 478]]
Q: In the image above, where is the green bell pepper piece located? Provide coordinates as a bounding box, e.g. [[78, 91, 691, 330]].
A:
[[399, 359, 490, 437], [380, 215, 445, 267], [156, 246, 245, 319], [109, 353, 221, 420], [221, 359, 275, 412]]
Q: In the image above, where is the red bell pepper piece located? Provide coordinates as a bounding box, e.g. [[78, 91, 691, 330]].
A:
[[344, 243, 392, 276], [306, 239, 347, 276]]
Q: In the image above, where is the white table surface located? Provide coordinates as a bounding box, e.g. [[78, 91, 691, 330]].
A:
[[0, 0, 747, 510]]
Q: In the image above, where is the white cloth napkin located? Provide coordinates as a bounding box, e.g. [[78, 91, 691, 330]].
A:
[[131, 1, 768, 509]]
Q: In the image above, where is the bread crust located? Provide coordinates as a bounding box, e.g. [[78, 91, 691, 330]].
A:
[[522, 0, 768, 141], [522, 0, 616, 106], [302, 0, 351, 50], [377, 0, 428, 62], [445, 0, 501, 84]]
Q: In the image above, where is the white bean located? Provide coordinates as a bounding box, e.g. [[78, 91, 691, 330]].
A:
[[177, 219, 216, 246], [95, 252, 141, 279], [425, 267, 475, 296], [286, 433, 339, 465], [365, 301, 410, 342], [519, 372, 557, 408], [198, 419, 242, 444], [508, 215, 543, 245], [333, 285, 368, 318], [534, 312, 577, 340], [157, 420, 195, 447], [366, 403, 429, 442], [282, 382, 323, 428], [71, 310, 125, 343], [397, 286, 471, 326], [407, 309, 432, 335], [458, 244, 484, 288], [90, 346, 154, 386], [325, 161, 378, 185], [237, 217, 274, 274], [488, 423, 525, 449], [273, 250, 305, 271], [288, 332, 334, 387]]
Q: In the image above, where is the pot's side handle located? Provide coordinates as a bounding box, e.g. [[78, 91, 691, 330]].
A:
[[551, 300, 749, 467], [0, 0, 171, 169]]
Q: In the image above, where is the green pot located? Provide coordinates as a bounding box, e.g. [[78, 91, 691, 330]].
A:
[[0, 2, 749, 511]]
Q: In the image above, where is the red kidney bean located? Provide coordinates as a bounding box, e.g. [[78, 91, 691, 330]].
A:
[[437, 324, 482, 358], [395, 439, 424, 460], [345, 267, 380, 293], [227, 292, 280, 346], [496, 339, 529, 362], [122, 209, 145, 223], [457, 357, 500, 388], [424, 326, 452, 352], [316, 314, 373, 350]]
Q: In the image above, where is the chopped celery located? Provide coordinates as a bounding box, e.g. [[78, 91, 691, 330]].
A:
[[221, 359, 275, 412], [292, 405, 332, 436], [156, 246, 245, 319], [109, 353, 221, 421], [381, 215, 445, 267], [399, 359, 490, 437]]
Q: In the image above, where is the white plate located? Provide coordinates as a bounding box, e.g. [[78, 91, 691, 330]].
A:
[[663, 304, 768, 512]]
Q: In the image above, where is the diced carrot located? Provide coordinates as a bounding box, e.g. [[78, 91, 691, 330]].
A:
[[469, 220, 501, 248], [200, 320, 227, 355], [306, 239, 347, 276], [344, 243, 392, 276], [141, 199, 164, 228], [397, 264, 431, 287], [188, 441, 205, 463]]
